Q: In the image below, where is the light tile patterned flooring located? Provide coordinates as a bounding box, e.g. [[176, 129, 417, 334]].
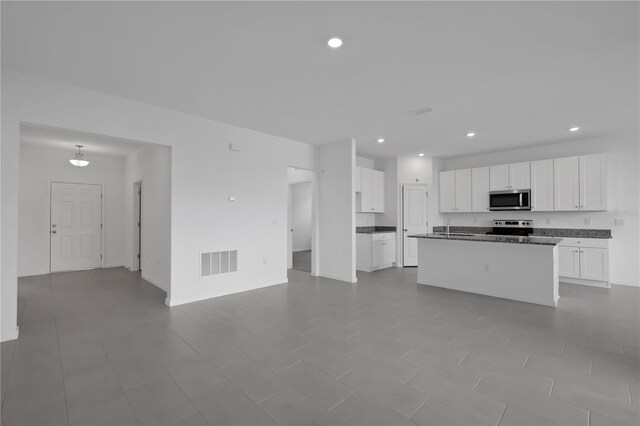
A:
[[1, 266, 639, 425]]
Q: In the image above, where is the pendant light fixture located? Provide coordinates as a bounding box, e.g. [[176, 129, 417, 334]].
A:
[[69, 145, 90, 167]]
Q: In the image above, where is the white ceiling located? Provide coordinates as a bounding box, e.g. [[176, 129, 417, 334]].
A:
[[21, 124, 151, 157], [3, 2, 638, 159]]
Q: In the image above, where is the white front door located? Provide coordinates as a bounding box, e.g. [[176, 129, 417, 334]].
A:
[[402, 185, 428, 267], [50, 182, 102, 272]]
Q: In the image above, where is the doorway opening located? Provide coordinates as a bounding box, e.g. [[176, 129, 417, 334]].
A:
[[401, 184, 429, 267], [287, 167, 315, 273], [132, 181, 142, 272]]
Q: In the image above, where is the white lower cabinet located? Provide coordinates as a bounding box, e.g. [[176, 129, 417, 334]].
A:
[[357, 233, 396, 272], [558, 246, 580, 278], [558, 238, 609, 287], [580, 247, 608, 281]]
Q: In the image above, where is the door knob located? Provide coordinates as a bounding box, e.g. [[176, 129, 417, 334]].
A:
[[52, 230, 56, 234], [52, 224, 57, 227]]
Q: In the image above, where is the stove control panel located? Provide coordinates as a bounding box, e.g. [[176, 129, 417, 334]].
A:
[[493, 220, 532, 227]]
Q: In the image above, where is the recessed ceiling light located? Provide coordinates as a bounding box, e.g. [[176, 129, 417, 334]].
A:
[[466, 132, 476, 137], [418, 153, 425, 157], [327, 38, 343, 48], [569, 126, 580, 132], [377, 138, 385, 143]]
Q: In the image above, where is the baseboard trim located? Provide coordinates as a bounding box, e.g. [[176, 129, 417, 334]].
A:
[[560, 277, 610, 288], [141, 273, 167, 292], [1, 326, 19, 342], [356, 263, 395, 273], [610, 280, 640, 287], [165, 277, 288, 307], [319, 273, 357, 284], [417, 279, 557, 307]]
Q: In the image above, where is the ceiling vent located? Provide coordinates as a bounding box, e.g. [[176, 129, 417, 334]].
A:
[[410, 106, 435, 116]]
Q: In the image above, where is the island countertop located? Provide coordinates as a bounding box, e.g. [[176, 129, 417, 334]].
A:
[[409, 233, 564, 246]]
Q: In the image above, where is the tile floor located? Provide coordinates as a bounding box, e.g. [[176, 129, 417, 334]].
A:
[[292, 250, 312, 273], [1, 266, 639, 425]]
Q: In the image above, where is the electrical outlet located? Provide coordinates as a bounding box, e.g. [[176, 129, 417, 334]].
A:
[[546, 218, 552, 225], [615, 218, 626, 226], [263, 257, 268, 265], [485, 263, 490, 272], [584, 218, 592, 226]]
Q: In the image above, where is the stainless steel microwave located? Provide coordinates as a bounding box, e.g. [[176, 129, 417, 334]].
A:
[[489, 189, 531, 211]]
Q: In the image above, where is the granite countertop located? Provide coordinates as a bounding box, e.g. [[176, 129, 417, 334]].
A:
[[356, 226, 397, 234], [409, 233, 564, 246], [432, 226, 612, 239]]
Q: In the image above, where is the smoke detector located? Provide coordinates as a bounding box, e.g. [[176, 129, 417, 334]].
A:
[[410, 106, 435, 116]]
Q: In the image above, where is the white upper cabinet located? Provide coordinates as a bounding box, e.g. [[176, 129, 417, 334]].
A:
[[530, 159, 554, 211], [454, 169, 472, 213], [471, 167, 490, 212], [554, 154, 606, 211], [509, 162, 531, 190], [579, 154, 607, 211], [356, 167, 385, 213], [489, 164, 510, 191], [439, 169, 471, 212], [439, 170, 456, 213], [441, 154, 605, 213], [490, 162, 530, 191], [371, 170, 385, 213], [554, 156, 580, 210], [354, 167, 362, 193]]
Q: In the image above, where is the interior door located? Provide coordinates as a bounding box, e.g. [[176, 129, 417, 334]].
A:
[[287, 184, 293, 269], [50, 182, 102, 272], [403, 185, 428, 267]]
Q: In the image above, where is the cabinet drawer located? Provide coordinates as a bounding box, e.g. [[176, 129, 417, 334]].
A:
[[559, 237, 609, 249], [372, 232, 396, 242]]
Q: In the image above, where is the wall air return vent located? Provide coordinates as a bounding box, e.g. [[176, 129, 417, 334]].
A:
[[201, 250, 237, 277]]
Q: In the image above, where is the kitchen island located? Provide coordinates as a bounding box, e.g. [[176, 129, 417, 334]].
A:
[[410, 233, 563, 307]]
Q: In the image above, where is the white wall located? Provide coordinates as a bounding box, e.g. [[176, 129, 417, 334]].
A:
[[317, 139, 356, 283], [442, 136, 639, 286], [123, 145, 171, 291], [290, 181, 312, 252], [18, 144, 125, 276], [1, 70, 320, 341]]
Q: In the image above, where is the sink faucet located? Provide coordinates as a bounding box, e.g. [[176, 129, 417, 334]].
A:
[[446, 219, 452, 237]]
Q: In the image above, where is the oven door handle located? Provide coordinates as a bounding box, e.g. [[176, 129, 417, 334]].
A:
[[519, 192, 523, 206]]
